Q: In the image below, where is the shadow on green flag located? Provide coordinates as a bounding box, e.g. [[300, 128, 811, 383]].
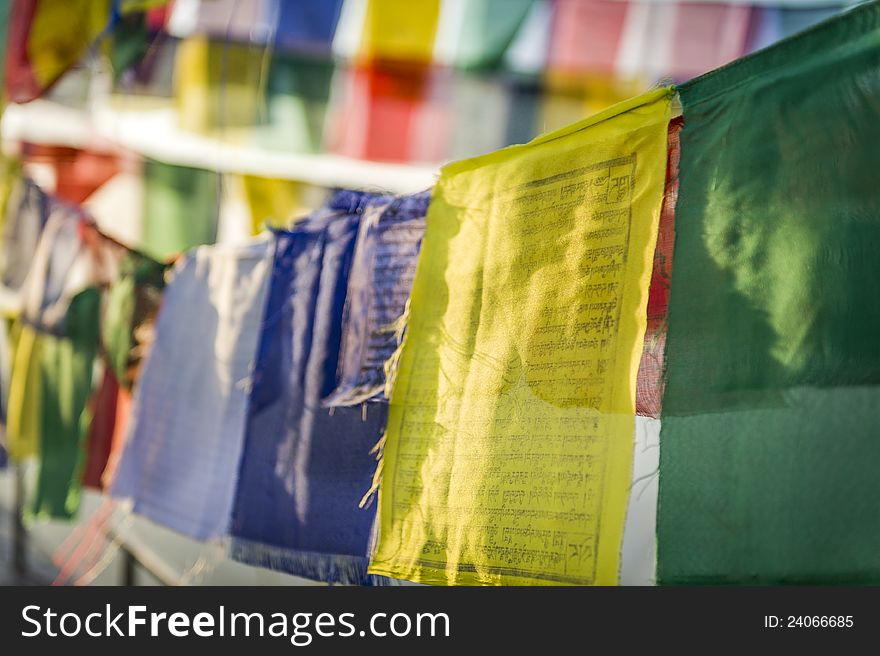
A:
[[659, 2, 880, 584]]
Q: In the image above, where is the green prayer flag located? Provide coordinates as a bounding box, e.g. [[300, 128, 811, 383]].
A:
[[452, 0, 535, 71], [658, 2, 880, 584], [141, 159, 218, 261], [32, 288, 101, 519]]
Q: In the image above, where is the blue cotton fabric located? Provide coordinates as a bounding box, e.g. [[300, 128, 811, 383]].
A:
[[272, 0, 343, 55], [229, 191, 394, 585], [111, 237, 273, 541], [323, 190, 430, 407]]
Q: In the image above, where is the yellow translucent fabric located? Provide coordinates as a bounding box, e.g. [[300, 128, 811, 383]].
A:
[[27, 0, 110, 90], [241, 175, 312, 232], [174, 36, 266, 138], [369, 88, 673, 585], [6, 323, 42, 459], [360, 0, 441, 63]]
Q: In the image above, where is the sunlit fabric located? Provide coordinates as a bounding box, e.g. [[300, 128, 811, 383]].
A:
[[230, 191, 393, 585], [328, 61, 436, 163], [255, 53, 335, 155], [20, 216, 124, 518], [369, 89, 672, 585], [191, 0, 268, 43], [4, 0, 112, 103], [548, 0, 629, 74], [241, 175, 313, 231], [111, 237, 272, 540], [324, 191, 429, 407], [434, 0, 535, 71], [141, 159, 218, 261], [271, 0, 343, 55], [174, 36, 266, 136], [19, 212, 123, 336], [359, 0, 441, 63], [5, 321, 41, 459], [658, 2, 880, 584], [21, 144, 122, 206]]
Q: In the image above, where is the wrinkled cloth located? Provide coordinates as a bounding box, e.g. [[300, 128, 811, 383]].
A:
[[32, 287, 102, 519], [4, 0, 111, 102], [658, 2, 880, 584], [1, 178, 51, 296], [19, 210, 124, 336], [324, 191, 428, 407], [369, 89, 672, 585], [636, 117, 681, 418], [101, 249, 167, 389], [229, 191, 393, 585], [111, 236, 273, 540]]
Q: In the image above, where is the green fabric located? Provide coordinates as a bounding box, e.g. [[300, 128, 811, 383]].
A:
[[32, 288, 101, 519], [101, 250, 166, 389], [658, 3, 880, 584], [110, 11, 149, 81], [253, 53, 335, 154], [141, 159, 218, 260], [453, 0, 534, 71]]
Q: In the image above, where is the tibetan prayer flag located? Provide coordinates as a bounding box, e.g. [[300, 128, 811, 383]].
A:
[[359, 0, 441, 63], [101, 249, 166, 389], [253, 52, 335, 155], [636, 116, 681, 419], [369, 89, 673, 585], [434, 0, 534, 71], [191, 0, 266, 43], [141, 159, 218, 261], [22, 216, 123, 518], [446, 73, 511, 161], [99, 384, 131, 490], [31, 287, 101, 519], [4, 0, 112, 103], [324, 191, 429, 407], [1, 178, 50, 295], [658, 3, 880, 584], [111, 237, 272, 540], [230, 192, 392, 585], [329, 61, 435, 163], [241, 175, 315, 232], [5, 321, 42, 459], [81, 368, 120, 490], [20, 144, 121, 206], [272, 0, 343, 55], [174, 36, 266, 137], [548, 0, 628, 74]]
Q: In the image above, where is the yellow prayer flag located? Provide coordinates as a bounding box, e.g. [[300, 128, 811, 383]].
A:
[[174, 36, 267, 138], [6, 323, 43, 460], [359, 0, 441, 63], [369, 88, 673, 585], [241, 175, 313, 232], [27, 0, 111, 91]]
